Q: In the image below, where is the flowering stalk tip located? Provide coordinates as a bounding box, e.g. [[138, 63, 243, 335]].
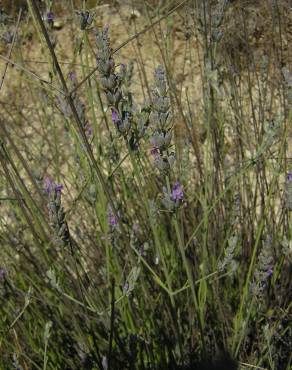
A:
[[171, 182, 184, 202]]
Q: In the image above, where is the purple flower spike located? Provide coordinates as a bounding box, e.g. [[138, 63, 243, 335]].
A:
[[266, 267, 273, 277], [86, 125, 93, 137], [47, 12, 54, 23], [44, 177, 53, 195], [68, 71, 77, 85], [150, 148, 159, 157], [171, 182, 184, 202], [55, 184, 63, 194], [287, 172, 292, 182], [111, 109, 119, 124], [108, 213, 118, 228]]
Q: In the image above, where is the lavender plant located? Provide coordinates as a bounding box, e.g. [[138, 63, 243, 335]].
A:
[[0, 1, 291, 369], [95, 26, 132, 136], [45, 179, 70, 247], [95, 26, 152, 155], [250, 236, 274, 302], [285, 172, 292, 211], [57, 72, 92, 138], [150, 66, 175, 173], [76, 10, 93, 30], [162, 181, 184, 211]]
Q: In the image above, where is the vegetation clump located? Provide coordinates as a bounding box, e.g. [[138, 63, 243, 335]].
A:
[[0, 1, 291, 369]]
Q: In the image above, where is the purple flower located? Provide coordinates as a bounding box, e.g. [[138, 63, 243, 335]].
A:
[[111, 109, 120, 124], [47, 12, 54, 23], [150, 147, 159, 157], [108, 208, 119, 229], [266, 267, 273, 277], [68, 71, 77, 85], [44, 177, 53, 195], [55, 184, 63, 194], [171, 182, 184, 202], [287, 172, 292, 182], [86, 125, 93, 137], [44, 178, 63, 196]]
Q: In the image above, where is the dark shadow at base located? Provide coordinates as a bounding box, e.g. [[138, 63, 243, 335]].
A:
[[164, 351, 238, 370]]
